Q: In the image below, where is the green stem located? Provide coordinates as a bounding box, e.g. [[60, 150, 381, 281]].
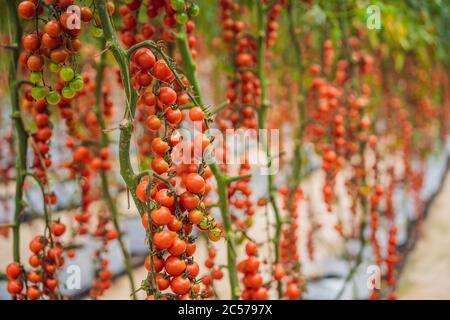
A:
[[255, 0, 283, 299], [94, 0, 144, 217], [6, 0, 27, 265], [209, 163, 240, 300], [93, 41, 137, 299], [174, 25, 203, 106], [287, 0, 306, 186]]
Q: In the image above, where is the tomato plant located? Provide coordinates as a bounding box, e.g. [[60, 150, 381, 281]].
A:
[[0, 0, 449, 301]]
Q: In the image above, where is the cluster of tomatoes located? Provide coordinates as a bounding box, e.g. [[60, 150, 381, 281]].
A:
[[89, 210, 118, 298], [6, 221, 66, 300], [199, 247, 224, 298], [118, 0, 199, 50], [384, 167, 398, 300], [237, 242, 268, 300], [264, 0, 284, 48], [218, 0, 260, 130], [278, 185, 303, 299], [228, 158, 254, 230], [19, 0, 89, 105], [129, 43, 224, 298]]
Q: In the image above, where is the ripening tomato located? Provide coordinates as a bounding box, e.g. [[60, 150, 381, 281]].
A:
[[201, 275, 212, 286], [154, 189, 174, 207], [18, 1, 36, 20], [184, 173, 205, 194], [27, 55, 44, 71], [42, 33, 61, 49], [51, 222, 66, 237], [45, 20, 62, 38], [188, 209, 203, 225], [73, 146, 90, 163], [106, 229, 119, 241], [156, 274, 170, 290], [273, 264, 285, 281], [166, 107, 182, 125], [212, 268, 223, 280], [164, 256, 186, 276], [67, 249, 76, 259], [208, 228, 222, 242], [186, 261, 200, 278], [153, 230, 175, 250], [170, 276, 191, 295], [50, 48, 69, 63], [26, 286, 41, 300], [151, 206, 172, 226], [141, 92, 156, 106], [136, 179, 149, 202], [252, 287, 268, 300], [145, 255, 164, 273], [177, 92, 189, 105], [45, 278, 58, 291], [146, 115, 162, 131], [153, 59, 174, 82], [29, 236, 45, 254], [167, 216, 183, 232], [235, 53, 253, 67], [137, 70, 153, 87], [245, 256, 260, 273], [80, 7, 93, 22], [246, 273, 263, 289], [6, 262, 21, 279], [133, 48, 155, 70], [285, 283, 302, 299], [158, 87, 177, 106], [27, 270, 42, 283], [22, 33, 41, 52], [245, 242, 258, 256], [29, 255, 40, 268], [141, 212, 149, 230], [7, 279, 23, 295], [151, 137, 170, 156], [168, 237, 187, 256], [185, 242, 196, 257], [151, 157, 169, 174], [189, 107, 205, 122], [180, 191, 200, 210]]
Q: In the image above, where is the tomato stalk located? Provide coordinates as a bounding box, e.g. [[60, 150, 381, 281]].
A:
[[6, 0, 27, 266], [255, 0, 283, 299], [93, 40, 137, 300], [94, 0, 144, 216]]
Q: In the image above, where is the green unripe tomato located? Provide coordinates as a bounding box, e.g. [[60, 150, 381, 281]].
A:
[[29, 72, 42, 84], [59, 66, 75, 82], [31, 86, 48, 100], [49, 62, 59, 73], [62, 86, 76, 99], [92, 27, 103, 38], [175, 12, 188, 24], [188, 3, 199, 16], [69, 77, 84, 91], [171, 0, 185, 11], [46, 90, 61, 105]]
